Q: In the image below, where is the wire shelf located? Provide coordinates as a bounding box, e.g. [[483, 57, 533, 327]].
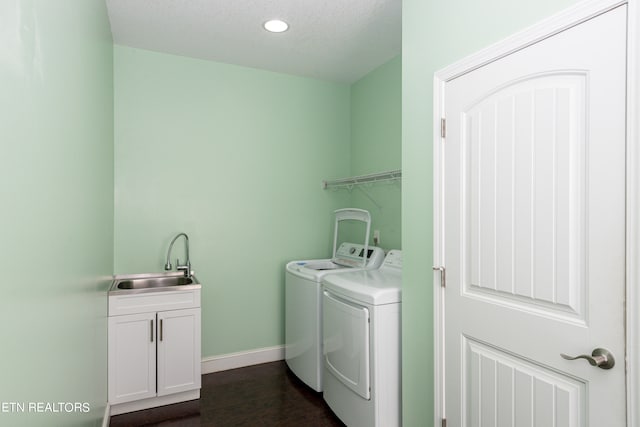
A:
[[322, 169, 402, 190]]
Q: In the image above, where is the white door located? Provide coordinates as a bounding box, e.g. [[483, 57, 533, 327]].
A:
[[157, 308, 201, 396], [108, 312, 157, 404], [442, 5, 627, 426]]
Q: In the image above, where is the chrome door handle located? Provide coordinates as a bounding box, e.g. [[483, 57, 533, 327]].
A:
[[560, 348, 615, 369]]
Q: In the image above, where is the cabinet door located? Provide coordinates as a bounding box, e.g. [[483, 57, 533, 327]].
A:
[[108, 312, 157, 404], [157, 308, 201, 396]]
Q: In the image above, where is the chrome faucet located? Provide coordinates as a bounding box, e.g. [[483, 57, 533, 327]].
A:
[[164, 232, 191, 277]]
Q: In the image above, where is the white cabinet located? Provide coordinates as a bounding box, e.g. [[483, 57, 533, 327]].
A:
[[108, 286, 201, 415]]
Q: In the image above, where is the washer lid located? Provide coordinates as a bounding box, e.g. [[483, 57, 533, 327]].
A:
[[322, 269, 402, 305]]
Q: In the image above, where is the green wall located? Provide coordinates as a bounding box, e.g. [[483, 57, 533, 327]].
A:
[[113, 46, 352, 357], [113, 47, 402, 363], [348, 56, 402, 250], [401, 0, 583, 425], [0, 1, 113, 426]]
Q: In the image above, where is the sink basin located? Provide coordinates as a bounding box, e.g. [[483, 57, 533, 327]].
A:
[[116, 276, 193, 289], [109, 273, 200, 294]]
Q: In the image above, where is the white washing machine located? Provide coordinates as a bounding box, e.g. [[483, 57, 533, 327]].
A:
[[322, 250, 402, 427], [285, 209, 385, 392]]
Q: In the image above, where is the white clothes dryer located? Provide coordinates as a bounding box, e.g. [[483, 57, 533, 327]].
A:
[[321, 250, 402, 427], [285, 209, 385, 392]]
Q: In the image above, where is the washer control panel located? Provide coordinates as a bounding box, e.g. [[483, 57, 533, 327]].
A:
[[333, 243, 385, 268]]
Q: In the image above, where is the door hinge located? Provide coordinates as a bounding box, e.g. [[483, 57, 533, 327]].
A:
[[433, 266, 446, 288], [442, 418, 447, 427], [440, 118, 446, 138]]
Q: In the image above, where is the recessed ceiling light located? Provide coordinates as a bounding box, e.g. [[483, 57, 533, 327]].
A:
[[263, 19, 289, 33]]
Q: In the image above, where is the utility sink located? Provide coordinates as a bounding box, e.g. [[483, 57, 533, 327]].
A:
[[109, 272, 201, 295], [116, 276, 194, 289]]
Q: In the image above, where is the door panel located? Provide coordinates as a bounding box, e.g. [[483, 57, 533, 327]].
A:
[[157, 308, 201, 396], [464, 337, 585, 426], [323, 290, 370, 399], [443, 5, 627, 425], [108, 312, 157, 404], [464, 71, 588, 323]]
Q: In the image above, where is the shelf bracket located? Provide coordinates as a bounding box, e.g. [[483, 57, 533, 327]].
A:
[[356, 186, 382, 209]]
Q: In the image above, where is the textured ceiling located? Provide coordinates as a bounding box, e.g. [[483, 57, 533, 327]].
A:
[[105, 0, 401, 83]]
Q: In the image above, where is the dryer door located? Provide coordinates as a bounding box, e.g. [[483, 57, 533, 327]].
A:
[[322, 290, 370, 400]]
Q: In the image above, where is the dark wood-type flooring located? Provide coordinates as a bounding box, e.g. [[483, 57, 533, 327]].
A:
[[110, 361, 346, 426]]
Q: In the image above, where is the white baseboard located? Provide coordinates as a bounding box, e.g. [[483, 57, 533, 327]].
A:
[[101, 403, 110, 427], [201, 345, 285, 374]]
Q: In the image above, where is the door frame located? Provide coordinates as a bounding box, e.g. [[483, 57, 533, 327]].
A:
[[432, 0, 640, 425]]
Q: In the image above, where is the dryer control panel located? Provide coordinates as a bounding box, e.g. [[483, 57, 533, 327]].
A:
[[333, 243, 385, 268], [382, 250, 403, 269]]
